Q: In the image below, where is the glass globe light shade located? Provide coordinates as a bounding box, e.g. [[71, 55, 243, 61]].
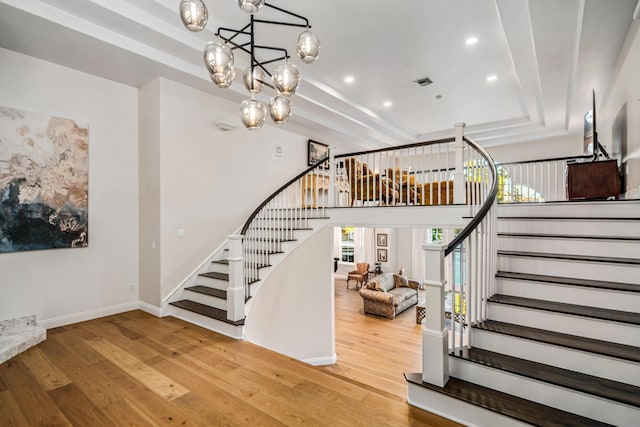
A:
[[179, 0, 208, 32], [243, 66, 265, 94], [203, 40, 234, 78], [272, 62, 301, 96], [269, 96, 292, 124], [296, 30, 320, 64], [237, 0, 265, 14], [240, 98, 267, 130], [210, 68, 235, 88]]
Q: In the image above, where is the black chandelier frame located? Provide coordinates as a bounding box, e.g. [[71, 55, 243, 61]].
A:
[[215, 2, 312, 91]]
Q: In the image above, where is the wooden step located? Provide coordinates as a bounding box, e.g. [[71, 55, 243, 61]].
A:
[[473, 320, 640, 363], [487, 294, 640, 325], [249, 227, 313, 231], [452, 348, 640, 408], [212, 259, 229, 265], [199, 271, 229, 281], [497, 232, 640, 241], [169, 300, 244, 326], [496, 271, 640, 293], [498, 250, 640, 265], [244, 237, 296, 242], [497, 216, 640, 221], [185, 285, 226, 299], [404, 373, 613, 427]]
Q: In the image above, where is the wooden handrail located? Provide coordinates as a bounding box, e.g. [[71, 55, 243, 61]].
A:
[[444, 136, 498, 257]]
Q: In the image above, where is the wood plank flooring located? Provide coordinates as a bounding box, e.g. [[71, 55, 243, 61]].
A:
[[0, 280, 461, 426]]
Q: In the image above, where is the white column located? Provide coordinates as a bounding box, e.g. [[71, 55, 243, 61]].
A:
[[453, 122, 466, 204], [421, 243, 449, 387], [226, 235, 245, 322]]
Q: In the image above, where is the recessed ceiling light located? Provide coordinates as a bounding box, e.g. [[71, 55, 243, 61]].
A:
[[344, 75, 355, 84], [383, 100, 392, 107], [465, 37, 478, 46], [486, 74, 497, 82]]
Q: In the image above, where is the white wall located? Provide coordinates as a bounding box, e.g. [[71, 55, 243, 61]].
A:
[[600, 21, 640, 196], [486, 133, 583, 164], [0, 48, 139, 327], [154, 78, 311, 301], [243, 227, 335, 365], [139, 80, 162, 308]]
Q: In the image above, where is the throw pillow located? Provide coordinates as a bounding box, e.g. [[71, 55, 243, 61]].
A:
[[367, 280, 382, 291], [393, 274, 409, 288]]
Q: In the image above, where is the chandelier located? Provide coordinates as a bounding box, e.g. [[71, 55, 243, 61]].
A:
[[179, 0, 321, 130]]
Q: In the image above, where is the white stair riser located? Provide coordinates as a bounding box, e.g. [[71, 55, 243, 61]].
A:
[[407, 383, 530, 427], [497, 236, 640, 259], [497, 219, 640, 238], [498, 201, 640, 218], [496, 278, 640, 312], [182, 290, 226, 311], [498, 256, 640, 284], [449, 357, 639, 426], [195, 275, 228, 290], [472, 328, 640, 386], [208, 262, 229, 275], [168, 307, 243, 339], [487, 303, 640, 347]]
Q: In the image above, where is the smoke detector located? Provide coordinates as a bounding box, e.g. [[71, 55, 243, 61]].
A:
[[414, 76, 433, 87], [214, 121, 236, 131]]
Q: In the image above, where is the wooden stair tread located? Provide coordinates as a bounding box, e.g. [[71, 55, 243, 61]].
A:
[[454, 348, 640, 408], [211, 259, 229, 265], [249, 227, 312, 231], [496, 271, 640, 293], [185, 285, 226, 299], [497, 250, 640, 265], [497, 232, 640, 241], [199, 272, 229, 281], [169, 300, 244, 326], [487, 294, 640, 325], [498, 216, 640, 221], [474, 320, 640, 363], [244, 238, 296, 242], [404, 373, 613, 427]]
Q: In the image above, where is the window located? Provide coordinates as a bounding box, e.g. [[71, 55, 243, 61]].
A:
[[340, 226, 355, 262]]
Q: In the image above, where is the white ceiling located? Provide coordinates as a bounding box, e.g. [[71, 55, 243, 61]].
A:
[[0, 0, 637, 152]]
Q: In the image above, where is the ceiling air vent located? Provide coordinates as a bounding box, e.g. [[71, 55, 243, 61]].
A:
[[414, 77, 433, 87]]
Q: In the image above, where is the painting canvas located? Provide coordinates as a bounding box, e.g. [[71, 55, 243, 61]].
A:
[[0, 106, 89, 253], [308, 140, 329, 166]]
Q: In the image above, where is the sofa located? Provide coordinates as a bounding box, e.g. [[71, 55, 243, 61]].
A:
[[359, 273, 419, 319]]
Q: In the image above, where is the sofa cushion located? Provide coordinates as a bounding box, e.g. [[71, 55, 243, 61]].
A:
[[376, 274, 396, 292], [389, 287, 417, 306], [393, 274, 409, 288]]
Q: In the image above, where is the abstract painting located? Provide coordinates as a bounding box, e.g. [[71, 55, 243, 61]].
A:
[[0, 106, 88, 253]]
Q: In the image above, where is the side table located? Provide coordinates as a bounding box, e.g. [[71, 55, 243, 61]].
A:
[[415, 303, 426, 324]]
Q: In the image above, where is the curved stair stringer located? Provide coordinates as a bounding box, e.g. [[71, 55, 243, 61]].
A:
[[243, 218, 332, 316]]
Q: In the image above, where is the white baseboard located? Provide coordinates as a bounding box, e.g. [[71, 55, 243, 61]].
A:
[[138, 301, 162, 317], [40, 301, 139, 329], [302, 353, 337, 366]]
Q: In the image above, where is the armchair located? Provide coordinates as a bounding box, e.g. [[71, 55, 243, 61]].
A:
[[347, 262, 369, 290], [344, 158, 399, 206]]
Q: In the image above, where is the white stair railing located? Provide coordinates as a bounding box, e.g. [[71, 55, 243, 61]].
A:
[[498, 154, 596, 203]]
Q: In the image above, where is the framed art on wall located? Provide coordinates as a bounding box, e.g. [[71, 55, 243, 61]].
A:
[[377, 248, 387, 263], [308, 139, 329, 166], [0, 106, 89, 253], [376, 233, 387, 247]]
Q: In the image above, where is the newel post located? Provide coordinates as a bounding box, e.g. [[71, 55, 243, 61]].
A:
[[421, 243, 449, 387], [226, 235, 245, 322], [453, 122, 466, 205]]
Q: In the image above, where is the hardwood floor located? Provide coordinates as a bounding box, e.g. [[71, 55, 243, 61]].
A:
[[0, 282, 461, 426]]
